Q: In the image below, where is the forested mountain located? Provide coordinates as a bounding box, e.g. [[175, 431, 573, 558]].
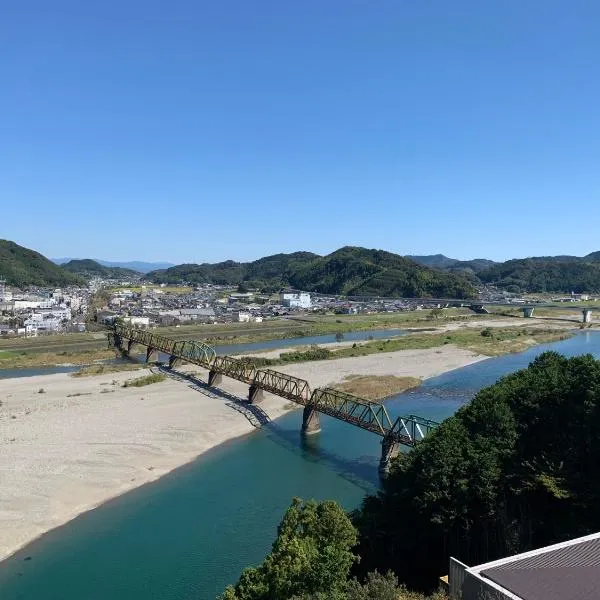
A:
[[146, 247, 477, 298], [61, 259, 141, 279], [478, 257, 600, 293], [288, 247, 476, 298], [0, 240, 85, 288]]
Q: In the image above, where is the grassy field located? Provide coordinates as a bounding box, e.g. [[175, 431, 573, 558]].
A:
[[247, 327, 571, 368], [71, 363, 144, 378], [0, 348, 115, 370], [332, 375, 422, 401]]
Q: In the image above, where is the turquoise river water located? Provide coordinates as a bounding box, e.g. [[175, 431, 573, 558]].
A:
[[1, 331, 599, 599]]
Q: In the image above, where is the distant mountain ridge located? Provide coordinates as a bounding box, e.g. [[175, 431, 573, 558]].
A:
[[53, 258, 174, 273], [146, 247, 477, 299], [9, 240, 600, 295], [407, 254, 497, 272], [61, 259, 142, 280]]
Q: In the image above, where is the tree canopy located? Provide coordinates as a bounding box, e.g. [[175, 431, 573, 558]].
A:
[[219, 498, 357, 600], [353, 351, 600, 589]]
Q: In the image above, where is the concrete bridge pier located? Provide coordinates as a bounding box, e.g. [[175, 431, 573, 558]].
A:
[[111, 333, 123, 351], [145, 347, 157, 363], [168, 355, 180, 369], [583, 309, 593, 323], [208, 370, 222, 387], [523, 307, 535, 318], [248, 384, 264, 404], [301, 405, 321, 435], [126, 339, 136, 355], [379, 437, 400, 476]]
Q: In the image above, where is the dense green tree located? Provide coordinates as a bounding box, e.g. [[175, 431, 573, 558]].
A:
[[289, 571, 447, 600], [353, 351, 600, 590], [219, 498, 358, 600]]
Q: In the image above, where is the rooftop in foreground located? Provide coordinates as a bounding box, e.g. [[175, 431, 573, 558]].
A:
[[450, 531, 600, 600]]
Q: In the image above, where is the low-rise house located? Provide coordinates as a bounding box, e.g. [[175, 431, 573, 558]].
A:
[[123, 316, 150, 328], [234, 311, 251, 323]]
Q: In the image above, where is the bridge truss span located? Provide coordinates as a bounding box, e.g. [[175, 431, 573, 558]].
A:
[[253, 369, 311, 403], [308, 387, 394, 436], [389, 414, 439, 445], [111, 323, 216, 368], [212, 356, 257, 384], [108, 324, 438, 474]]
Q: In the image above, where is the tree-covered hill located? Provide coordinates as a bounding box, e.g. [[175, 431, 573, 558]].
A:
[[61, 258, 141, 279], [478, 257, 600, 293], [145, 247, 477, 299], [0, 240, 85, 288], [353, 351, 600, 590]]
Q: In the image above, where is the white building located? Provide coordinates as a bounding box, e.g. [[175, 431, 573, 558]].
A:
[[279, 291, 311, 309], [234, 311, 251, 323], [123, 316, 150, 328]]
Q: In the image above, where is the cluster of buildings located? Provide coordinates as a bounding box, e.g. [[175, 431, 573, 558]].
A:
[[97, 284, 480, 330], [0, 280, 90, 336]]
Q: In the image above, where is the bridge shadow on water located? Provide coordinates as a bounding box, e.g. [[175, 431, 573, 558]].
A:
[[156, 366, 380, 492]]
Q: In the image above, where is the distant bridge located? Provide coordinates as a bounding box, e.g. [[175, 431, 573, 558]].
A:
[[108, 323, 438, 474]]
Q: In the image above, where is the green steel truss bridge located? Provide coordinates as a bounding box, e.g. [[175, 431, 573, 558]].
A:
[[108, 323, 438, 473]]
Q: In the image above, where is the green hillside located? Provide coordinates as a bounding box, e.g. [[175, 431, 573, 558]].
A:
[[146, 252, 319, 290], [478, 256, 600, 293], [0, 240, 85, 288], [146, 247, 477, 298], [61, 259, 141, 279]]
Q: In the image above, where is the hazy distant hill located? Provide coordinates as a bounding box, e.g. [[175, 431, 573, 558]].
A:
[[146, 247, 477, 298], [53, 258, 174, 273], [61, 259, 141, 280], [0, 240, 85, 288], [408, 254, 497, 272]]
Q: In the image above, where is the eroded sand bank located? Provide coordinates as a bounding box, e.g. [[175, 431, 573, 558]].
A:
[[0, 345, 484, 561]]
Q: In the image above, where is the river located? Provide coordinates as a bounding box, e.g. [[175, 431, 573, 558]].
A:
[[1, 331, 599, 599]]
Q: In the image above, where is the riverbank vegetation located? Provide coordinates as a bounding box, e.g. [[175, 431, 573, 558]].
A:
[[223, 351, 600, 597], [0, 348, 114, 370], [122, 373, 166, 387], [332, 375, 422, 400], [246, 327, 571, 369], [71, 363, 143, 377]]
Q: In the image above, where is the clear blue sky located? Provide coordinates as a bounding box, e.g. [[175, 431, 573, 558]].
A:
[[1, 1, 599, 264]]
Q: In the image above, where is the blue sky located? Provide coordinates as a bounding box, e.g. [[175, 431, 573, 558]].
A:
[[1, 1, 599, 264]]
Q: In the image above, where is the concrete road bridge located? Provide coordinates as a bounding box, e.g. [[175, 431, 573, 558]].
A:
[[108, 323, 438, 474]]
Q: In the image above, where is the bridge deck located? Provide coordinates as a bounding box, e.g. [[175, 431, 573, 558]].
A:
[[110, 323, 438, 447]]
